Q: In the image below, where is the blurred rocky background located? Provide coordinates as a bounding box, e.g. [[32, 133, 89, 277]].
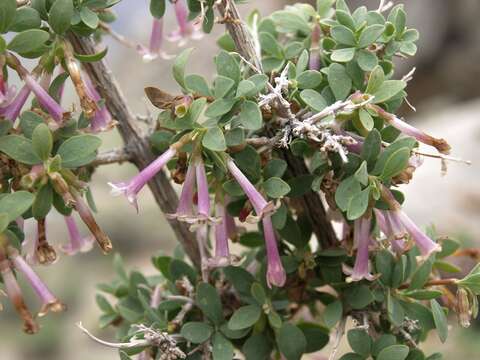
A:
[[1, 0, 480, 359]]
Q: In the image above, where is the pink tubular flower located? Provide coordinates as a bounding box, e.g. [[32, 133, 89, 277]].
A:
[[374, 209, 405, 253], [263, 215, 286, 288], [372, 105, 450, 154], [24, 74, 64, 123], [8, 248, 65, 317], [109, 147, 177, 211], [396, 210, 440, 257], [0, 254, 39, 334], [226, 158, 275, 222], [83, 72, 114, 132], [309, 24, 321, 70], [166, 161, 196, 221], [195, 160, 211, 220], [0, 73, 16, 107], [61, 215, 94, 255], [167, 0, 203, 46], [137, 18, 174, 62], [0, 84, 31, 122], [350, 217, 376, 282]]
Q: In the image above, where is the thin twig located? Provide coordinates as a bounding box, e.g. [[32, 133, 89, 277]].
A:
[[412, 149, 471, 165], [98, 22, 138, 50], [92, 148, 132, 166], [329, 317, 347, 360]]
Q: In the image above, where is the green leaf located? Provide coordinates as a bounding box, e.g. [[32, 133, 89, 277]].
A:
[[344, 285, 374, 309], [328, 63, 352, 100], [239, 100, 262, 130], [277, 323, 307, 360], [49, 0, 73, 34], [296, 70, 323, 89], [431, 299, 448, 343], [32, 123, 52, 161], [358, 24, 385, 47], [358, 108, 374, 131], [202, 127, 226, 152], [366, 65, 385, 94], [264, 159, 287, 179], [236, 80, 257, 98], [299, 323, 329, 353], [339, 354, 364, 360], [323, 300, 343, 328], [347, 186, 370, 220], [0, 191, 34, 222], [331, 25, 356, 46], [361, 128, 381, 167], [0, 135, 41, 165], [7, 29, 49, 55], [228, 304, 261, 330], [259, 32, 283, 58], [74, 46, 108, 63], [185, 74, 211, 97], [173, 48, 193, 89], [372, 80, 406, 103], [300, 89, 327, 112], [56, 134, 101, 168], [402, 289, 442, 300], [80, 6, 99, 29], [181, 322, 213, 344], [387, 291, 404, 326], [205, 98, 236, 118], [196, 282, 224, 325], [375, 250, 394, 286], [263, 177, 291, 198], [336, 9, 355, 30], [372, 335, 397, 357], [225, 128, 245, 147], [214, 76, 235, 98], [0, 213, 9, 233], [335, 176, 361, 211], [243, 334, 272, 360], [212, 332, 234, 360], [0, 0, 17, 33], [216, 51, 240, 83], [377, 345, 409, 360], [150, 0, 166, 18], [271, 10, 311, 36], [347, 329, 371, 356], [11, 7, 41, 32], [32, 184, 53, 219], [250, 282, 267, 305], [331, 47, 356, 62], [380, 147, 410, 180], [357, 49, 378, 71], [354, 161, 368, 185], [409, 257, 434, 290]]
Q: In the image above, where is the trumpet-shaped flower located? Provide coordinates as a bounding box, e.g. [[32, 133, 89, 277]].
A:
[[0, 84, 31, 122], [137, 18, 174, 62], [226, 158, 275, 221], [61, 215, 94, 255], [167, 0, 203, 46], [24, 74, 64, 123], [8, 248, 65, 317], [349, 217, 376, 282], [83, 72, 114, 132], [109, 147, 177, 211], [263, 215, 286, 288]]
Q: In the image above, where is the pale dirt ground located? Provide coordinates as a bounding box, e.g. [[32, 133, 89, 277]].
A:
[[1, 1, 479, 359]]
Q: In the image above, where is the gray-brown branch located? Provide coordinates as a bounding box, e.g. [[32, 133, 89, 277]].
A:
[[217, 0, 337, 248], [68, 34, 201, 268]]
